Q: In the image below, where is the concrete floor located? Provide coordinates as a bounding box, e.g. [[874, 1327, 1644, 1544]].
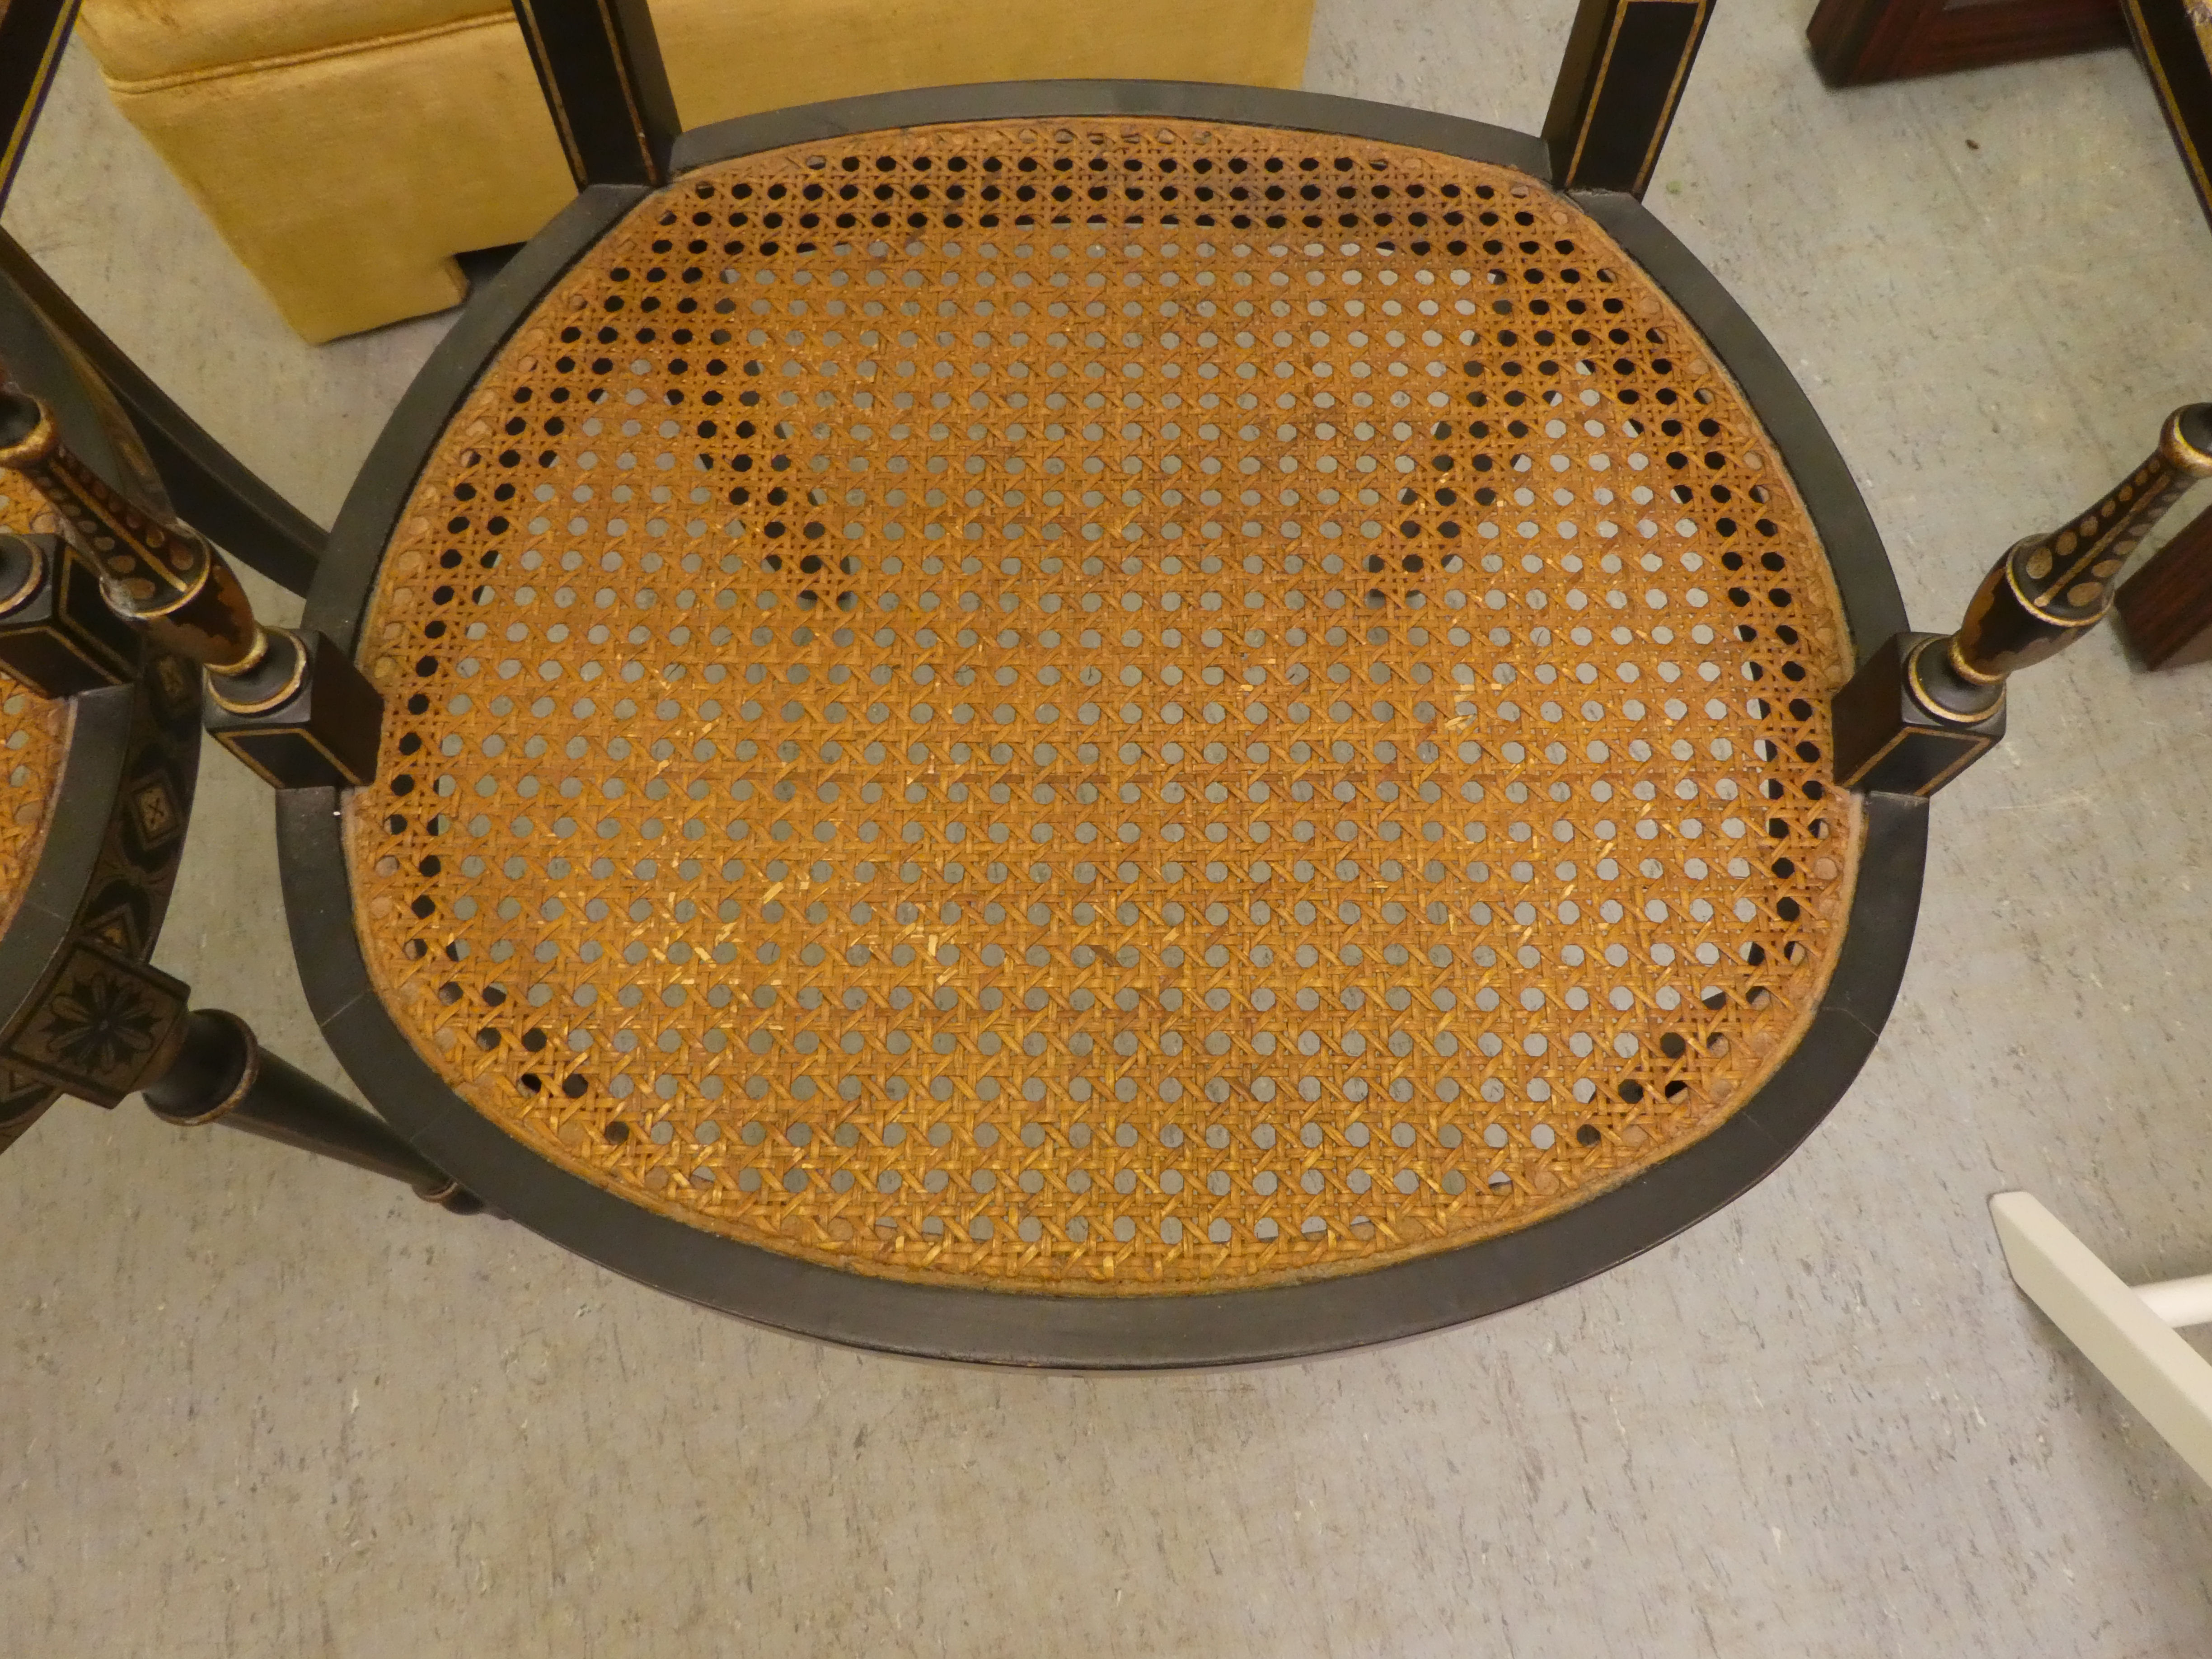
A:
[[6, 3, 2212, 1653]]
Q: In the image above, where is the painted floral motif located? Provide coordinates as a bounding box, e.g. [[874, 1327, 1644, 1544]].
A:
[[35, 961, 164, 1082]]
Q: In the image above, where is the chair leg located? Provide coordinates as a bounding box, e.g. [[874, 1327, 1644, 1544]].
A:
[[142, 1008, 484, 1214], [2114, 499, 2212, 669], [1991, 1192, 2212, 1488]]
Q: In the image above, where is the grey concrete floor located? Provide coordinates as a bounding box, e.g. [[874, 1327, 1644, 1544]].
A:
[[6, 3, 2212, 1653]]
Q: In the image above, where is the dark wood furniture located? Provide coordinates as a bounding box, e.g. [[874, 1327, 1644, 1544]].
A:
[[2124, 0, 2212, 230], [1808, 0, 2130, 85], [0, 307, 481, 1204], [1835, 409, 2212, 785], [2106, 0, 2212, 670], [2117, 501, 2212, 667]]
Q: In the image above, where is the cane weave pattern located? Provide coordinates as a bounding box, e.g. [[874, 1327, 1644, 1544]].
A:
[[0, 477, 67, 940], [347, 119, 1861, 1292]]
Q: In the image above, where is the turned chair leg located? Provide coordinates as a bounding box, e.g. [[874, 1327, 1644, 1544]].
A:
[[1833, 405, 2212, 794], [141, 1010, 485, 1214]]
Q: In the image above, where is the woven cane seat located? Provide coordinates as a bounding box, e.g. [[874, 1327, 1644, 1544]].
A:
[[0, 475, 67, 940], [344, 116, 1859, 1296]]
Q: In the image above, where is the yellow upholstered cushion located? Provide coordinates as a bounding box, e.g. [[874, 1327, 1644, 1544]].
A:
[[656, 0, 1314, 129], [78, 0, 493, 83], [77, 0, 1316, 339]]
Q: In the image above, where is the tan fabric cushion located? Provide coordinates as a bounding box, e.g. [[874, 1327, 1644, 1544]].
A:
[[661, 0, 1312, 129], [100, 14, 562, 337], [79, 0, 1314, 339], [78, 0, 493, 83]]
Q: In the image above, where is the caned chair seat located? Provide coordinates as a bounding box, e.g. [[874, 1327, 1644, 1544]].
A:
[[18, 1, 2196, 1362], [285, 88, 1921, 1362]]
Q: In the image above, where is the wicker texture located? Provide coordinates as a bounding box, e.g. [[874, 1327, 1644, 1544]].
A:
[[0, 478, 67, 940], [347, 119, 1859, 1291]]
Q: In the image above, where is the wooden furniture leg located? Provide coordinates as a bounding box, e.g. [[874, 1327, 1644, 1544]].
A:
[[1992, 1192, 2212, 1490], [2115, 498, 2212, 668], [142, 1009, 485, 1212], [1833, 406, 2212, 794], [1807, 0, 2129, 87]]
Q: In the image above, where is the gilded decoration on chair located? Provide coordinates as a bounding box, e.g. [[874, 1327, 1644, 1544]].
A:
[[0, 473, 199, 1125], [347, 119, 1859, 1291], [9, 940, 183, 1093]]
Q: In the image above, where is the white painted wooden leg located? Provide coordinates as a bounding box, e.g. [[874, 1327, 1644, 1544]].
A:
[[1991, 1192, 2212, 1489], [2134, 1273, 2212, 1331]]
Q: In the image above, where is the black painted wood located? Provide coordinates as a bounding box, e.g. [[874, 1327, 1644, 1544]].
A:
[[1831, 629, 2005, 795], [0, 0, 78, 213], [0, 531, 141, 697], [0, 0, 326, 591], [143, 1009, 483, 1210], [0, 682, 146, 1049], [0, 234, 327, 595], [0, 275, 190, 1101], [204, 628, 386, 790], [279, 82, 1926, 1367], [509, 0, 679, 190], [0, 230, 466, 1224], [2125, 0, 2212, 234], [1544, 0, 1715, 196]]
